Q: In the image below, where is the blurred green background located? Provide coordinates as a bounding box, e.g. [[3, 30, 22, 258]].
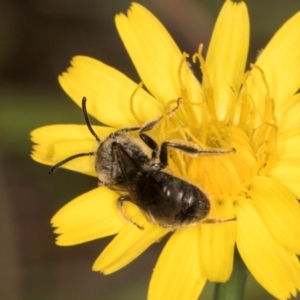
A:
[[1, 0, 300, 299]]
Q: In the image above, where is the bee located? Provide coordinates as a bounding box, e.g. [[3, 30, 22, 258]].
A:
[[50, 97, 235, 229]]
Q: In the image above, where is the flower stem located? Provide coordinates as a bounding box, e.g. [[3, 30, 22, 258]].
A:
[[213, 250, 248, 300]]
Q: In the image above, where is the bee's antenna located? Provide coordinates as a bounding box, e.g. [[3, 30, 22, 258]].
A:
[[48, 152, 95, 174], [49, 97, 100, 175], [82, 97, 101, 142]]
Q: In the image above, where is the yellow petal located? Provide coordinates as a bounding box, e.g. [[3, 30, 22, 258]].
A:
[[269, 163, 300, 199], [276, 129, 300, 164], [205, 0, 249, 119], [32, 141, 97, 175], [247, 12, 300, 112], [199, 213, 236, 281], [115, 3, 202, 106], [277, 93, 300, 134], [30, 124, 107, 145], [249, 176, 300, 253], [59, 56, 162, 127], [31, 125, 114, 175], [236, 195, 300, 299], [93, 202, 167, 274], [51, 187, 124, 245], [149, 227, 206, 300]]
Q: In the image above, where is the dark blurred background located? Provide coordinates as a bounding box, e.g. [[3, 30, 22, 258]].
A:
[[1, 0, 300, 299]]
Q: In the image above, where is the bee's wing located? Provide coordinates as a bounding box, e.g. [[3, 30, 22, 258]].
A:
[[112, 142, 145, 189], [112, 143, 167, 205], [113, 143, 187, 226]]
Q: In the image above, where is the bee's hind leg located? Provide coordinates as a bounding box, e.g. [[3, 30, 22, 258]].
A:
[[117, 196, 144, 230]]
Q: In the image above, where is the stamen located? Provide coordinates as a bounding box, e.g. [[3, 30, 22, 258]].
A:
[[225, 83, 238, 125], [177, 52, 190, 95], [181, 126, 208, 149], [257, 126, 278, 175], [193, 44, 217, 119], [238, 71, 256, 134], [250, 64, 275, 123], [154, 98, 182, 143], [249, 64, 278, 174], [250, 64, 270, 98], [129, 82, 144, 125], [176, 52, 200, 123]]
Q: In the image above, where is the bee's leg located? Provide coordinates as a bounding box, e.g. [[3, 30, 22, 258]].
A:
[[138, 120, 163, 157], [117, 196, 144, 230], [140, 98, 181, 134], [159, 141, 235, 168], [137, 98, 182, 159], [201, 216, 237, 224], [138, 130, 160, 159], [109, 107, 187, 137], [110, 126, 141, 140]]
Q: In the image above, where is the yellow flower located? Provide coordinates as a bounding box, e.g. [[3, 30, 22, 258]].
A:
[[30, 1, 300, 299]]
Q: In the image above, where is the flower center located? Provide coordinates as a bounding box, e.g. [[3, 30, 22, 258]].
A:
[[152, 48, 278, 219]]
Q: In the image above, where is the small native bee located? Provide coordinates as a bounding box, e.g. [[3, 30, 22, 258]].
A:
[[50, 97, 235, 229]]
